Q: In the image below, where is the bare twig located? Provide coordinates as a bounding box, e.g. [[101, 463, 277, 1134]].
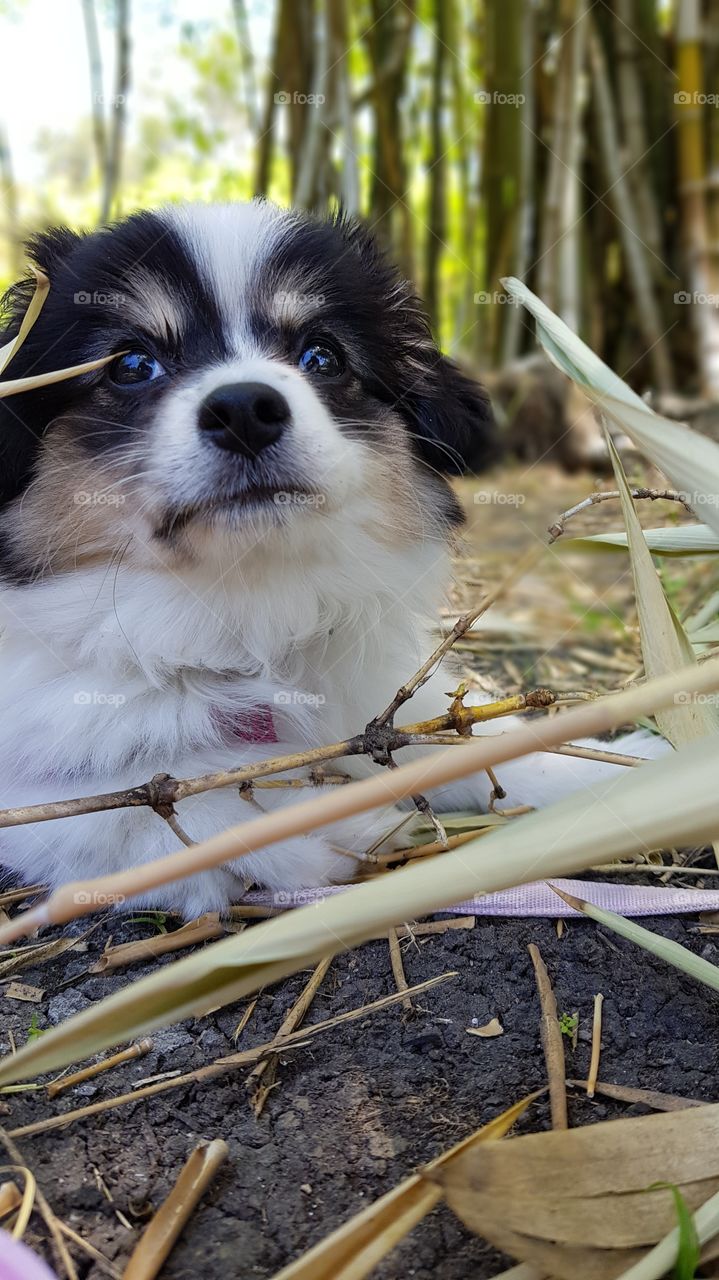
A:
[[247, 955, 332, 1115], [8, 972, 455, 1139], [387, 928, 413, 1011], [376, 827, 499, 865], [2, 659, 716, 945], [0, 690, 571, 834], [372, 546, 545, 727], [546, 743, 645, 767]]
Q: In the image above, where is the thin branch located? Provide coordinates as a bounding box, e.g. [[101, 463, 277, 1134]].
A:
[[0, 688, 578, 833], [548, 487, 693, 542], [372, 545, 544, 727]]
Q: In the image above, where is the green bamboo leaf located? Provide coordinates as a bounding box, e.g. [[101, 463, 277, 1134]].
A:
[[501, 278, 719, 539], [550, 886, 719, 994], [603, 432, 719, 743], [562, 526, 719, 557]]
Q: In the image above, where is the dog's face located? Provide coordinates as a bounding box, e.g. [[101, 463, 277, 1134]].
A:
[[0, 202, 497, 582]]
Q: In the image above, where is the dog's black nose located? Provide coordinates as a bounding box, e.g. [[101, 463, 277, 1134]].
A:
[[198, 382, 289, 456]]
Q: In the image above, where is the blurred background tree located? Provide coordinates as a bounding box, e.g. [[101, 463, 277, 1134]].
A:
[[2, 0, 719, 398]]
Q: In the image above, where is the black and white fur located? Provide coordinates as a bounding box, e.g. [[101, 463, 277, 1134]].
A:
[[0, 201, 663, 916]]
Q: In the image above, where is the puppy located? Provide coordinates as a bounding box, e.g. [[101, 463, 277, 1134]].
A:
[[0, 202, 664, 915]]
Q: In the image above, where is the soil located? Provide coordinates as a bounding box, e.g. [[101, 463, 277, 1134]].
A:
[[3, 911, 719, 1279], [2, 460, 719, 1278]]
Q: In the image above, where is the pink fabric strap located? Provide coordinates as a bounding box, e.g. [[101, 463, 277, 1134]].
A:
[[245, 877, 719, 917]]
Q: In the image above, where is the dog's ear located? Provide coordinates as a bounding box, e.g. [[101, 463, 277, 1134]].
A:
[[402, 350, 501, 476], [24, 226, 84, 281], [0, 227, 85, 512]]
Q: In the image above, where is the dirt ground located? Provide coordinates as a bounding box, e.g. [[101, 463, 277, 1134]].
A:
[[2, 461, 719, 1278]]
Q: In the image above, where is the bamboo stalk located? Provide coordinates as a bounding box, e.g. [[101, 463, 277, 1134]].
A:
[[90, 916, 226, 972], [47, 1039, 152, 1099]]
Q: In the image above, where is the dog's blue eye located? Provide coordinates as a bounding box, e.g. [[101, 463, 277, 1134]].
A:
[[109, 351, 165, 386], [298, 342, 343, 378]]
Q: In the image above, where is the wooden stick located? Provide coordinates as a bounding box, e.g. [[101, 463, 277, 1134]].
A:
[[587, 993, 604, 1098], [2, 658, 715, 947], [528, 944, 568, 1130], [8, 973, 454, 1139], [122, 1139, 228, 1280], [548, 487, 692, 542], [47, 1039, 153, 1099]]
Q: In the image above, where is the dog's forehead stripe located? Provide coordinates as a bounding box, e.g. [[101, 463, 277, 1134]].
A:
[[161, 202, 289, 352]]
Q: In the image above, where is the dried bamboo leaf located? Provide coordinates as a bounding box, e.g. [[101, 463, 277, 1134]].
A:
[[0, 267, 49, 375], [271, 1093, 538, 1280], [0, 352, 122, 399], [429, 1105, 719, 1280]]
